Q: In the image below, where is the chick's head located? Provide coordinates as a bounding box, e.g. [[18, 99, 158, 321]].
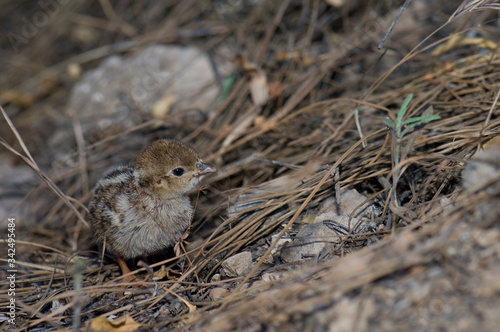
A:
[[136, 139, 216, 197]]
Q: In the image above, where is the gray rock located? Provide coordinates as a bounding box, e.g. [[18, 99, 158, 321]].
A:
[[280, 189, 381, 263], [209, 287, 229, 300], [50, 45, 226, 153], [319, 189, 380, 219], [221, 251, 253, 277], [280, 222, 341, 263], [462, 140, 500, 194]]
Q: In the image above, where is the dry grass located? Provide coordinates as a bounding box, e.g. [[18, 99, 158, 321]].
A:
[[1, 0, 500, 331]]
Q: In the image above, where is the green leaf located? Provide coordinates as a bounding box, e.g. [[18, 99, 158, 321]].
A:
[[396, 94, 413, 126], [219, 75, 235, 101], [404, 116, 440, 133], [384, 118, 395, 129], [402, 114, 440, 126], [403, 123, 420, 134]]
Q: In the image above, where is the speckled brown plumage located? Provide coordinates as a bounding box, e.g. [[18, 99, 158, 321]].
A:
[[88, 139, 216, 281]]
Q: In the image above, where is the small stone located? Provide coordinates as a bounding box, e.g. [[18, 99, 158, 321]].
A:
[[262, 271, 288, 282], [463, 136, 500, 194], [221, 251, 253, 277], [319, 189, 380, 219], [210, 273, 221, 282], [209, 287, 229, 300], [280, 222, 341, 263], [270, 233, 291, 255]]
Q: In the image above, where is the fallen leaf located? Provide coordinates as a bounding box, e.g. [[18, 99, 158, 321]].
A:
[[249, 70, 269, 106], [89, 314, 141, 332], [153, 265, 168, 280], [236, 54, 269, 106], [151, 93, 176, 119]]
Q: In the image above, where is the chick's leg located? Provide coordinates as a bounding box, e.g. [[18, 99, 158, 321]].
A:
[[117, 256, 142, 284]]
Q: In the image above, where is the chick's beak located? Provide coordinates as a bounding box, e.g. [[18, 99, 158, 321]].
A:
[[196, 162, 217, 176]]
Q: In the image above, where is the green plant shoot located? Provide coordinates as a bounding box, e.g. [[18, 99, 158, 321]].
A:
[[384, 93, 441, 229], [385, 94, 441, 138]]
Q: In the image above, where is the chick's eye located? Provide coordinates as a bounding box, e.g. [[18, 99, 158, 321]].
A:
[[172, 168, 184, 177]]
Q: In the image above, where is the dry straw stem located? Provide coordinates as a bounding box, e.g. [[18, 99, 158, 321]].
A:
[[0, 105, 89, 228], [2, 0, 500, 330], [176, 55, 499, 328], [178, 8, 499, 332], [183, 43, 497, 324], [185, 187, 500, 332]]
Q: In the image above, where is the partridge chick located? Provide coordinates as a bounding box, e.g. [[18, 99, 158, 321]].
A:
[[88, 139, 216, 282]]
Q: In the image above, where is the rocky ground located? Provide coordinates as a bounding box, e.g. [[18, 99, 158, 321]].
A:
[[1, 1, 500, 331]]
